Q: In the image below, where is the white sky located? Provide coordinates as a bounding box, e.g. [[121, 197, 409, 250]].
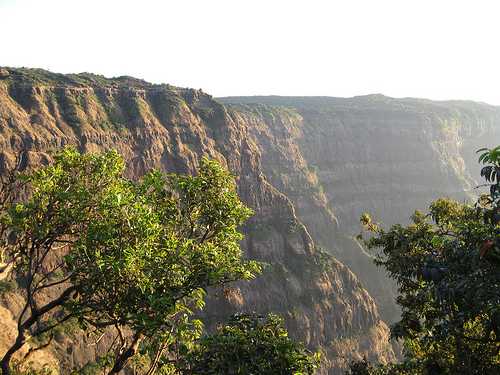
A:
[[1, 0, 500, 104]]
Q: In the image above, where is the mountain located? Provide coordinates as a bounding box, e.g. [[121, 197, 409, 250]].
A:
[[218, 95, 500, 323], [0, 68, 394, 374], [1, 67, 499, 374]]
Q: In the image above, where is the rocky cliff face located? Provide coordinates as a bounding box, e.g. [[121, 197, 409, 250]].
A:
[[0, 69, 395, 374], [3, 68, 498, 374], [220, 95, 500, 323], [221, 95, 500, 228]]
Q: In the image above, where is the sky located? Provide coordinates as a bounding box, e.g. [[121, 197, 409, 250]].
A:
[[1, 0, 500, 104]]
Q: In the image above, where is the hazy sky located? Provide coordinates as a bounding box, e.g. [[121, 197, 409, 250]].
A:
[[1, 0, 500, 104]]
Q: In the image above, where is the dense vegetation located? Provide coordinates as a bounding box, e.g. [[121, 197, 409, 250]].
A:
[[182, 314, 320, 374], [0, 67, 174, 89], [350, 146, 500, 374], [0, 149, 318, 374]]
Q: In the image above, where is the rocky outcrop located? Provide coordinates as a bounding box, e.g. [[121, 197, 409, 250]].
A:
[[0, 69, 395, 374]]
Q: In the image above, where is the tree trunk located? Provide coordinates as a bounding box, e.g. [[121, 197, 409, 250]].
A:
[[1, 287, 75, 375], [145, 341, 167, 375], [0, 332, 27, 375], [107, 332, 143, 375]]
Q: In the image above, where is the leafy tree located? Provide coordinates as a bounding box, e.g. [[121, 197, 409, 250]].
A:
[[353, 146, 500, 374], [0, 148, 261, 375], [181, 313, 320, 375]]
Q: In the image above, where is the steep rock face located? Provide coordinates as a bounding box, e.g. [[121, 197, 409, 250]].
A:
[[221, 96, 500, 229], [0, 69, 394, 374], [220, 95, 500, 323], [219, 102, 401, 322]]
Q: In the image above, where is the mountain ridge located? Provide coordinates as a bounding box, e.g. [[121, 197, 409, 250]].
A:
[[0, 67, 397, 374], [3, 66, 498, 107], [1, 67, 499, 373]]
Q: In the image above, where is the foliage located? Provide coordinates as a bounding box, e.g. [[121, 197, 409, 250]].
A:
[[0, 280, 16, 295], [353, 146, 500, 374], [69, 354, 114, 375], [311, 246, 334, 274], [8, 360, 53, 375], [346, 358, 420, 375], [347, 359, 385, 375], [67, 155, 260, 334], [0, 148, 261, 374], [478, 146, 500, 202], [183, 313, 320, 375], [3, 67, 173, 90]]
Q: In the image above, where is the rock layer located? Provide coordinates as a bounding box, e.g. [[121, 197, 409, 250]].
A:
[[0, 69, 395, 374], [220, 95, 500, 323], [3, 69, 499, 373]]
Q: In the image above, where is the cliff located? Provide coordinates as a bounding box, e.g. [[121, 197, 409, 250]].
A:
[[0, 68, 395, 374], [220, 95, 500, 322], [3, 68, 498, 374], [220, 95, 500, 227]]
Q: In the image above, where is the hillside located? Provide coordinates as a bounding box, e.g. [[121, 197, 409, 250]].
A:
[[0, 68, 394, 374], [219, 95, 500, 322], [1, 68, 499, 374]]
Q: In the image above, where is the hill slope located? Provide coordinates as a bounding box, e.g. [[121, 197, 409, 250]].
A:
[[2, 68, 499, 373], [0, 68, 394, 374], [219, 95, 500, 322]]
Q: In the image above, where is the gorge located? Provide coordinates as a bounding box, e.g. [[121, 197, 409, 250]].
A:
[[0, 67, 499, 374]]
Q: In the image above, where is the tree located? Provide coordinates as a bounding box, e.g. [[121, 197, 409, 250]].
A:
[[0, 148, 261, 374], [354, 146, 500, 374], [181, 313, 320, 375]]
